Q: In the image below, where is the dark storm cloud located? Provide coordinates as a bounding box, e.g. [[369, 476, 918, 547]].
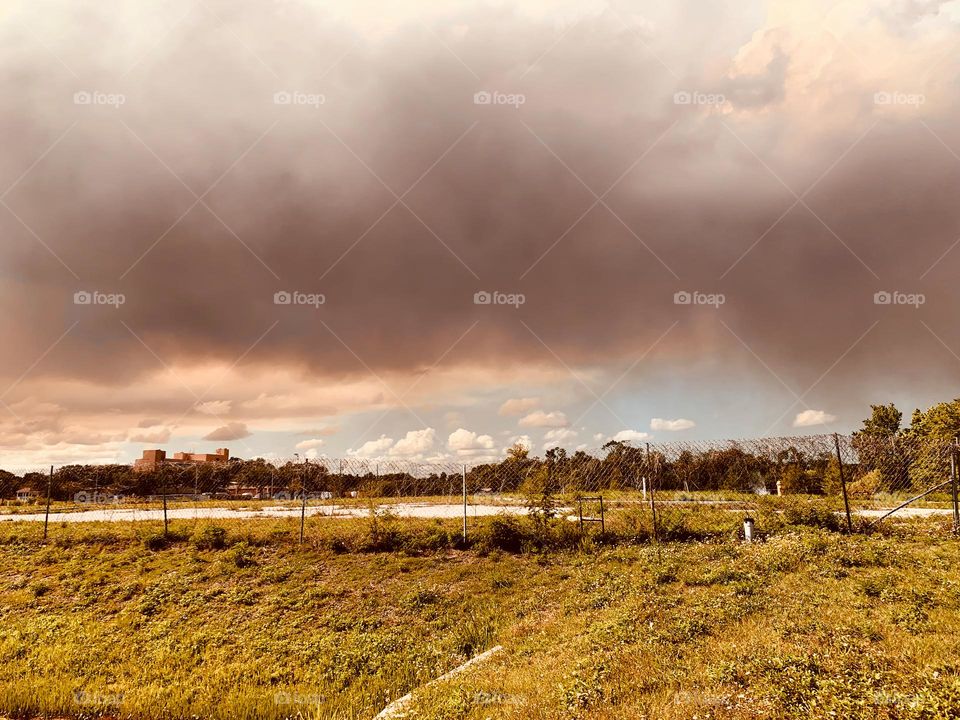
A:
[[1, 0, 959, 410]]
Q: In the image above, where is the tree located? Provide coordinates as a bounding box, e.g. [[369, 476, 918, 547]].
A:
[[903, 400, 960, 487], [852, 404, 910, 491], [907, 400, 960, 440], [856, 403, 902, 438]]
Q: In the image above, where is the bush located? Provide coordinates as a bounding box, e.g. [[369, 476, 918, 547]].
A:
[[782, 500, 844, 531], [142, 532, 168, 551], [192, 525, 227, 550], [361, 510, 404, 552], [225, 541, 256, 568], [779, 466, 824, 494], [847, 469, 882, 498], [475, 516, 528, 553]]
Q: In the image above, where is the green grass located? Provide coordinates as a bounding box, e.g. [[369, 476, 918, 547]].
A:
[[0, 512, 957, 719]]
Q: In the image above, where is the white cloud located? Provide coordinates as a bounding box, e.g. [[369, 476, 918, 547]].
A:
[[392, 428, 437, 456], [650, 417, 696, 432], [543, 427, 578, 449], [611, 429, 651, 443], [793, 409, 837, 427], [448, 428, 496, 453], [519, 410, 569, 428], [203, 422, 250, 441], [295, 438, 325, 450], [348, 435, 395, 457], [499, 397, 540, 416], [196, 400, 231, 415]]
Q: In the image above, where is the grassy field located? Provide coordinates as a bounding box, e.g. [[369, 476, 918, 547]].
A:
[[0, 510, 958, 720]]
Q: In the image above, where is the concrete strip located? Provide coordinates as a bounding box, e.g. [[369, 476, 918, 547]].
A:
[[374, 645, 503, 719]]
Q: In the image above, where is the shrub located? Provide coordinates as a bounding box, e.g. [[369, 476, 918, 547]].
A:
[[361, 510, 404, 552], [782, 500, 844, 531], [192, 525, 227, 550], [779, 465, 823, 494], [142, 532, 168, 551], [475, 516, 528, 553], [847, 469, 882, 498], [225, 541, 256, 568]]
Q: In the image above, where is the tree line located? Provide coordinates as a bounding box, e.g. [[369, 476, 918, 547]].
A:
[[2, 399, 958, 501]]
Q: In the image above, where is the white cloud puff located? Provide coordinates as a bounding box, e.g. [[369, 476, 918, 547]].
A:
[[519, 410, 569, 428], [793, 409, 836, 427], [611, 429, 651, 443]]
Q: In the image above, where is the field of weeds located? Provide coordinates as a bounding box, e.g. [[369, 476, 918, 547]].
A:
[[0, 511, 957, 719]]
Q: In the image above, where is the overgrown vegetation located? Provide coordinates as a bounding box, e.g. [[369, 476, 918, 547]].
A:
[[0, 512, 958, 719]]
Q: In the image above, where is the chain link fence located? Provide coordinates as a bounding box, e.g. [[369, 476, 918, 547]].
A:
[[1, 433, 957, 544]]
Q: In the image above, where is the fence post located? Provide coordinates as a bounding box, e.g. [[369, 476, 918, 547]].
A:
[[300, 459, 308, 544], [462, 465, 467, 544], [43, 465, 53, 541], [647, 443, 659, 545], [162, 472, 169, 538], [951, 438, 959, 535], [834, 433, 853, 534]]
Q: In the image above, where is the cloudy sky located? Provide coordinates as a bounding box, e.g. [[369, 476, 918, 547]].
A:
[[1, 0, 959, 467]]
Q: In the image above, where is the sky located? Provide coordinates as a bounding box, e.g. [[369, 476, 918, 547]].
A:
[[1, 0, 959, 468]]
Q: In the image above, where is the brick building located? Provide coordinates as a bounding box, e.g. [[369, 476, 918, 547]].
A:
[[133, 447, 230, 471]]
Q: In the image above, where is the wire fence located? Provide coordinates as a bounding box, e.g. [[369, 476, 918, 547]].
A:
[[2, 433, 958, 543]]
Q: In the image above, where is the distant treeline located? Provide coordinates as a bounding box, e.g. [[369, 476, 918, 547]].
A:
[[2, 400, 958, 501]]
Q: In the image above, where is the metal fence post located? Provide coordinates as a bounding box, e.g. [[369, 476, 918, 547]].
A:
[[834, 433, 853, 533], [462, 465, 467, 544], [299, 459, 308, 544], [43, 465, 53, 541], [163, 482, 169, 537], [951, 438, 959, 535], [647, 443, 659, 545]]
